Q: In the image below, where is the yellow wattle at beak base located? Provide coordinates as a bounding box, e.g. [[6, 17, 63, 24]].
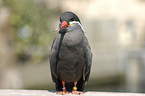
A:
[[69, 23, 73, 26]]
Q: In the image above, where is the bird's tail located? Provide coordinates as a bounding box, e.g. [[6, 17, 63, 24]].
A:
[[55, 79, 62, 91], [65, 82, 74, 91], [77, 76, 85, 91]]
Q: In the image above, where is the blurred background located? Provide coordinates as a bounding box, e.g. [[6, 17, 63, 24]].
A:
[[0, 0, 145, 93]]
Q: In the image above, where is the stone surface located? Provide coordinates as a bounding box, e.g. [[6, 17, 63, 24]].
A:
[[0, 89, 145, 96]]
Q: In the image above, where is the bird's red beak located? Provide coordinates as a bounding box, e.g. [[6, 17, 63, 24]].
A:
[[59, 21, 69, 31]]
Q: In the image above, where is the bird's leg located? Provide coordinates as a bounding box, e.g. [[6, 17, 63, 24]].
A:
[[72, 82, 83, 94], [57, 81, 69, 95]]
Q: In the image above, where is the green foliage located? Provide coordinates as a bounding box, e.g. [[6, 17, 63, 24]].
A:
[[3, 0, 57, 63]]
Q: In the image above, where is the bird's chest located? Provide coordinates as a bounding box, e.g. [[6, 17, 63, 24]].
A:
[[58, 32, 84, 62], [62, 32, 83, 47]]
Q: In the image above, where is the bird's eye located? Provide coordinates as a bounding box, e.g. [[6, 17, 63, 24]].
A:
[[70, 18, 74, 21]]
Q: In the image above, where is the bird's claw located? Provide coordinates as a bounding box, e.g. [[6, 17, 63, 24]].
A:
[[57, 90, 69, 95], [72, 90, 83, 94]]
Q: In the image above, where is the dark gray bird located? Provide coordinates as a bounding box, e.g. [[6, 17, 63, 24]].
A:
[[49, 12, 92, 94]]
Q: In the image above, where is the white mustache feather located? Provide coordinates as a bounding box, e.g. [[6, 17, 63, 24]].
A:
[[54, 21, 85, 32], [69, 21, 85, 32]]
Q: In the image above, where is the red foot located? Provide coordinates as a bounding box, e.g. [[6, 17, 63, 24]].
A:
[[57, 90, 69, 95], [72, 90, 83, 94]]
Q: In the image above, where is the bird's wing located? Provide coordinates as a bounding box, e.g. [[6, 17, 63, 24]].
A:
[[84, 37, 92, 84], [49, 35, 60, 83]]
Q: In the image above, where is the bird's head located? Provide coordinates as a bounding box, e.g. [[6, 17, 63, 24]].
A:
[[58, 12, 82, 33]]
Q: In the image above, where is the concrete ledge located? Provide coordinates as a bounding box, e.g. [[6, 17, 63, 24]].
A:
[[0, 89, 144, 96]]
